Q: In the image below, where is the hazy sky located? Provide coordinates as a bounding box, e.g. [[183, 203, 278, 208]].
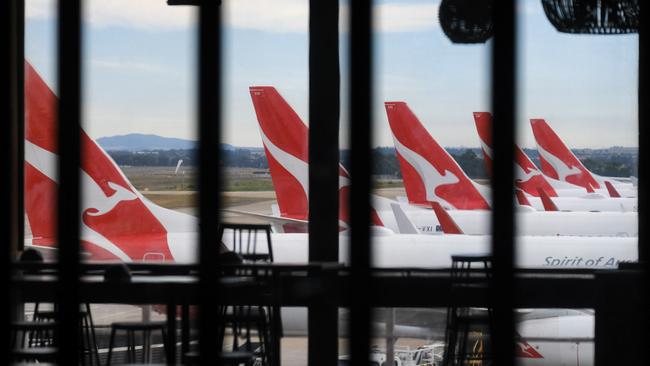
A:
[[25, 0, 638, 148]]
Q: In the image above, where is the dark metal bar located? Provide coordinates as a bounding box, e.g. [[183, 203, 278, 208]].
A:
[[348, 0, 373, 364], [56, 0, 82, 364], [490, 0, 517, 365], [2, 0, 20, 363], [197, 2, 222, 365], [639, 0, 648, 264], [16, 0, 25, 252], [181, 303, 190, 361], [307, 0, 340, 365], [166, 300, 177, 363], [308, 1, 340, 262]]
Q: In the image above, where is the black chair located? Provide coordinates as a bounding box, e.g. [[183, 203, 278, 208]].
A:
[[219, 223, 274, 263], [217, 223, 280, 366], [32, 303, 100, 366], [106, 321, 169, 365], [443, 255, 494, 366], [10, 321, 57, 363]]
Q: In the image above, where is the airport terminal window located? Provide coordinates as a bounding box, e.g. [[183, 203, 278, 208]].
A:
[[4, 0, 646, 365]]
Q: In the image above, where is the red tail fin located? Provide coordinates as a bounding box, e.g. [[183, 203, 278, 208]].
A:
[[530, 118, 600, 190], [25, 61, 176, 261], [250, 87, 309, 220], [605, 181, 621, 198], [385, 102, 489, 210], [431, 202, 463, 234], [537, 187, 558, 212], [24, 62, 58, 245], [473, 112, 557, 197], [515, 190, 531, 207], [249, 86, 377, 226]]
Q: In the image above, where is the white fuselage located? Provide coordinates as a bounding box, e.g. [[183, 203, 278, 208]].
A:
[[473, 182, 637, 213], [518, 312, 594, 366], [377, 206, 638, 237]]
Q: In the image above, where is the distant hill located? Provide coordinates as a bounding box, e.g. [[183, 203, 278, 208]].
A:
[[97, 134, 196, 151], [97, 133, 263, 152]]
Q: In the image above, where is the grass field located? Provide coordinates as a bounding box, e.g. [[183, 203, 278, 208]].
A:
[[123, 166, 404, 195]]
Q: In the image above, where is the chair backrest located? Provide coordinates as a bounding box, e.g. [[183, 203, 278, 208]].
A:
[[218, 223, 274, 263], [450, 254, 493, 283]]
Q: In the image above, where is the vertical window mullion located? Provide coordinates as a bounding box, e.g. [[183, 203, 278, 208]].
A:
[[197, 3, 222, 366], [638, 0, 648, 264], [17, 0, 25, 253], [637, 2, 649, 354], [56, 0, 82, 364], [349, 0, 372, 364], [307, 1, 340, 365], [2, 1, 20, 364], [490, 1, 517, 366]]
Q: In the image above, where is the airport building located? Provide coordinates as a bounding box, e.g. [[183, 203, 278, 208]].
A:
[[2, 0, 647, 365]]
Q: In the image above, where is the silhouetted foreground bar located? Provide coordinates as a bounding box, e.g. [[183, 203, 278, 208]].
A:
[[2, 0, 20, 363], [56, 0, 82, 364], [349, 0, 373, 364], [308, 1, 340, 365], [198, 2, 222, 365], [491, 1, 517, 365], [9, 264, 633, 308]]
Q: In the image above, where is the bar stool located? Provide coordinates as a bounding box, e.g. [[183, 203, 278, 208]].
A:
[[443, 255, 494, 366], [106, 321, 169, 365], [217, 223, 279, 366], [32, 303, 100, 366], [10, 321, 57, 363]]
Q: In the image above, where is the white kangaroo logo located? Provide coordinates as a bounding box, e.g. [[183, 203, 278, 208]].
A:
[[536, 143, 581, 182], [260, 129, 309, 198], [392, 135, 460, 207], [25, 140, 137, 261], [515, 157, 541, 183], [83, 179, 138, 217]]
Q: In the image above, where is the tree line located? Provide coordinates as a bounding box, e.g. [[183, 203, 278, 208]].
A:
[[107, 148, 637, 179]]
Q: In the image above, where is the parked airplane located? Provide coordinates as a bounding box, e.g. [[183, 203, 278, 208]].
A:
[[24, 63, 633, 365], [247, 87, 637, 236], [430, 205, 598, 366], [247, 85, 430, 235], [530, 118, 636, 195], [385, 101, 637, 212], [473, 112, 631, 198]]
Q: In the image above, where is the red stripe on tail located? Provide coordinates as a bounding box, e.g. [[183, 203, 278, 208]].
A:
[[515, 190, 532, 207], [605, 181, 621, 198], [431, 202, 463, 234], [537, 187, 559, 212]]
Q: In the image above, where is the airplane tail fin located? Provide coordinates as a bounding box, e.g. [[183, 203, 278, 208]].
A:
[[250, 86, 379, 227], [530, 118, 600, 190], [473, 112, 557, 197], [537, 187, 559, 212], [25, 61, 180, 261], [430, 202, 463, 234], [250, 87, 309, 220], [385, 102, 489, 210], [390, 203, 420, 234], [24, 62, 58, 246], [605, 181, 621, 198]]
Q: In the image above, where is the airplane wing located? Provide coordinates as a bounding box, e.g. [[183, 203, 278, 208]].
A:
[[222, 209, 308, 233]]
